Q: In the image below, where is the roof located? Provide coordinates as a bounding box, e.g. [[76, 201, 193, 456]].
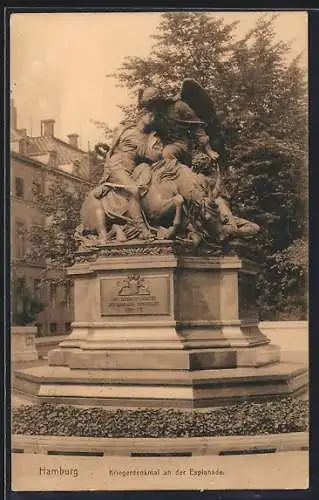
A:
[[26, 136, 90, 179], [11, 151, 91, 185]]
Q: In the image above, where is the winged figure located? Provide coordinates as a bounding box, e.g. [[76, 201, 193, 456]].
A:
[[139, 79, 226, 169]]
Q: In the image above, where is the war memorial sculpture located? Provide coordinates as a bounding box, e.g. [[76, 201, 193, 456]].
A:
[[14, 79, 308, 407]]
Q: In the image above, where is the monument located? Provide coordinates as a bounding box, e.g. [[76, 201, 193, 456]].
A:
[[14, 79, 307, 407]]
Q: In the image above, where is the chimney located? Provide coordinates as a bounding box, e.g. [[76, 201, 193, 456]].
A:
[[18, 128, 27, 137], [19, 137, 29, 156], [11, 99, 18, 130], [67, 133, 79, 149], [41, 119, 55, 137]]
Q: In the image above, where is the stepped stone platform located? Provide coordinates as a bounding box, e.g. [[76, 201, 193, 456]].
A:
[[13, 240, 308, 408], [13, 362, 307, 408]]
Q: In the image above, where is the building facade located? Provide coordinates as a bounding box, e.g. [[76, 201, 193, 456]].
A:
[[11, 102, 95, 335]]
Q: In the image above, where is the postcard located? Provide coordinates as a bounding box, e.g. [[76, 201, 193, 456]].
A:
[[9, 10, 308, 491]]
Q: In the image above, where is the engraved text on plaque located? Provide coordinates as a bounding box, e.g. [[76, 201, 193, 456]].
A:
[[100, 274, 170, 316]]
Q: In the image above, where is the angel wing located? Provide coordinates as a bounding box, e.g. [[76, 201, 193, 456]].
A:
[[180, 79, 226, 161]]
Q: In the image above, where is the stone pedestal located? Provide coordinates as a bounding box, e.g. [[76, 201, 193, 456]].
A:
[[49, 241, 277, 368], [13, 241, 307, 408], [11, 326, 38, 362]]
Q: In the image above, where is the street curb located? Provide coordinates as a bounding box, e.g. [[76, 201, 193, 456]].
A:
[[12, 432, 308, 457]]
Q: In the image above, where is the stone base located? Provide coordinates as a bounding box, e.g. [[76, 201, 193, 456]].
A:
[[48, 344, 280, 370], [11, 327, 38, 363], [13, 361, 308, 408], [21, 245, 306, 409]]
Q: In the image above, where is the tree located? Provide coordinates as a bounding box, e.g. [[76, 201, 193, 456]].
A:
[[90, 119, 114, 144], [108, 12, 307, 319], [88, 148, 106, 186], [12, 285, 44, 327], [26, 178, 90, 287]]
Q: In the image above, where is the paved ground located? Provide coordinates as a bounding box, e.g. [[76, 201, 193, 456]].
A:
[[11, 359, 47, 408], [11, 392, 35, 408]]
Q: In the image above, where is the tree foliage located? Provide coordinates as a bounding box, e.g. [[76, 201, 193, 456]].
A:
[[12, 286, 44, 326], [108, 12, 307, 319], [26, 178, 89, 286]]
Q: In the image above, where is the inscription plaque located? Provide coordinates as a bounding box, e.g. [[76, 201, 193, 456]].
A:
[[100, 274, 170, 316]]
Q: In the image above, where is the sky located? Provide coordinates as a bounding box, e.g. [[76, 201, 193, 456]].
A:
[[10, 11, 308, 149]]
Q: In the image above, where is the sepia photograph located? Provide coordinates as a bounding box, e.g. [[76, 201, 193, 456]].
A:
[[9, 10, 308, 491]]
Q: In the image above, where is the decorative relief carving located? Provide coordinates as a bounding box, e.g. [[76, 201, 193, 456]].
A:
[[74, 240, 227, 263], [117, 275, 151, 297]]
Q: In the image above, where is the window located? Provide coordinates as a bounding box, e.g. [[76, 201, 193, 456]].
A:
[[49, 322, 58, 334], [65, 322, 72, 334], [33, 279, 41, 299], [16, 222, 26, 258], [16, 277, 26, 294], [64, 283, 72, 310], [15, 177, 24, 198], [14, 277, 26, 315], [45, 180, 55, 196], [49, 282, 57, 308], [32, 182, 41, 202]]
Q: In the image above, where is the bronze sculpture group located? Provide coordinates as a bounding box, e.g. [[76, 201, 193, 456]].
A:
[[76, 79, 260, 249]]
